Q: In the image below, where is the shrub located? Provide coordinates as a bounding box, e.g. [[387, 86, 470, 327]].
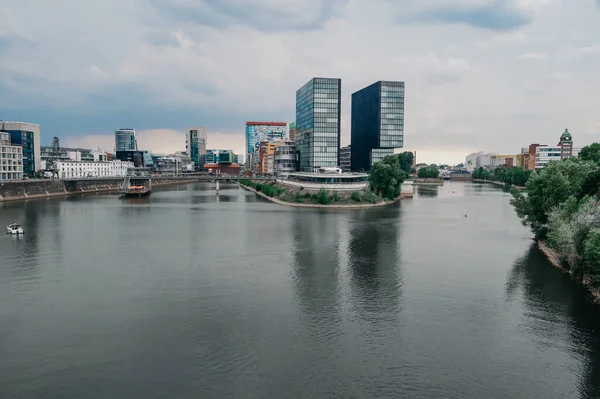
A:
[[317, 189, 331, 205], [351, 191, 361, 202], [304, 192, 311, 199], [311, 193, 318, 201], [362, 189, 377, 204], [333, 192, 340, 202], [584, 230, 600, 285], [299, 186, 304, 191]]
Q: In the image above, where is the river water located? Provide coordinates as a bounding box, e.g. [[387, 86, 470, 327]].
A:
[[1, 182, 600, 398]]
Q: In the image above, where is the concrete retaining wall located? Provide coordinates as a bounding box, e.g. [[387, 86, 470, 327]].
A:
[[0, 178, 204, 202]]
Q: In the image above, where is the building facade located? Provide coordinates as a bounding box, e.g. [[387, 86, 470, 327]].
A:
[[289, 122, 296, 142], [57, 160, 134, 179], [205, 149, 238, 165], [273, 141, 298, 176], [0, 132, 24, 180], [465, 151, 496, 172], [0, 121, 41, 175], [245, 122, 287, 169], [525, 130, 577, 170], [296, 77, 341, 172], [115, 128, 136, 152], [186, 126, 208, 170], [340, 145, 351, 172], [350, 81, 404, 171]]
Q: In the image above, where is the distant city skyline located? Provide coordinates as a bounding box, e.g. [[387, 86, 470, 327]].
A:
[[2, 0, 600, 164]]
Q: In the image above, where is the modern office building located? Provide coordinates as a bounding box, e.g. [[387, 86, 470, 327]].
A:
[[340, 145, 351, 172], [186, 126, 208, 170], [296, 77, 341, 172], [115, 128, 136, 152], [0, 131, 24, 180], [273, 141, 298, 176], [350, 81, 404, 171], [245, 122, 287, 169], [205, 149, 238, 165], [289, 122, 296, 142], [0, 121, 41, 175]]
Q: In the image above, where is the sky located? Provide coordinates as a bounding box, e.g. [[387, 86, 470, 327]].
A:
[[1, 0, 599, 164]]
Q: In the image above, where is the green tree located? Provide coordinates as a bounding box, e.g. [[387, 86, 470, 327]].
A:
[[417, 166, 439, 178], [317, 189, 331, 205], [579, 143, 600, 164], [511, 158, 597, 238], [584, 229, 600, 284], [397, 151, 414, 173], [369, 155, 407, 200]]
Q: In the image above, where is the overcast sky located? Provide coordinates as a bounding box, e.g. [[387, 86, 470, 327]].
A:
[[1, 0, 599, 164]]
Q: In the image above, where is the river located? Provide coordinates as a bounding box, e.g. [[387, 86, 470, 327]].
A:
[[1, 182, 600, 398]]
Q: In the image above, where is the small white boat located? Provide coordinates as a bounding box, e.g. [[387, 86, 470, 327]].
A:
[[6, 223, 24, 235]]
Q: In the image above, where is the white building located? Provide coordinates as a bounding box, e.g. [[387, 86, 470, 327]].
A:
[[0, 121, 41, 174], [534, 146, 581, 169], [0, 132, 24, 181], [57, 160, 134, 179], [465, 151, 497, 172]]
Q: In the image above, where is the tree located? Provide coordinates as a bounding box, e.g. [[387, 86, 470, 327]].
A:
[[369, 155, 407, 200], [511, 158, 597, 238], [417, 166, 439, 178], [397, 151, 414, 173], [579, 143, 600, 164]]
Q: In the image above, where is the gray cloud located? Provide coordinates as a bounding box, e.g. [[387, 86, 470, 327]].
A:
[[149, 0, 348, 32], [399, 1, 532, 31]]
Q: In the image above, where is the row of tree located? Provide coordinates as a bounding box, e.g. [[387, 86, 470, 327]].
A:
[[511, 143, 600, 286], [472, 166, 532, 187]]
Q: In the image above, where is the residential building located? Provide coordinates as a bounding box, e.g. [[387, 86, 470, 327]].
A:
[[340, 145, 351, 172], [245, 122, 287, 169], [41, 146, 110, 164], [465, 151, 496, 172], [490, 155, 517, 168], [256, 141, 278, 173], [0, 121, 41, 175], [350, 81, 405, 171], [296, 77, 341, 172], [266, 152, 275, 175], [0, 131, 24, 180], [115, 128, 136, 152], [186, 126, 208, 170], [289, 122, 296, 142], [273, 140, 298, 176], [57, 160, 134, 179]]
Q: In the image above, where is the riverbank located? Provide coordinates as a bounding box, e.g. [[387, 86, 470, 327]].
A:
[[473, 179, 525, 190], [0, 177, 203, 202], [412, 178, 444, 185], [538, 240, 600, 303], [239, 182, 405, 209]]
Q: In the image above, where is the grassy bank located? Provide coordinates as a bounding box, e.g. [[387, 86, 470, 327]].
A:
[[238, 179, 385, 206]]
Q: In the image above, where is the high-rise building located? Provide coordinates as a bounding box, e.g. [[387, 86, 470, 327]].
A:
[[245, 122, 287, 169], [289, 122, 296, 142], [340, 145, 351, 172], [296, 77, 341, 172], [350, 81, 405, 171], [186, 126, 208, 170], [115, 128, 136, 152], [0, 131, 24, 180], [0, 121, 41, 175]]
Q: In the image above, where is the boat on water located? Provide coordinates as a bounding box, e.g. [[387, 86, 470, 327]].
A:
[[120, 168, 152, 198], [6, 223, 24, 235]]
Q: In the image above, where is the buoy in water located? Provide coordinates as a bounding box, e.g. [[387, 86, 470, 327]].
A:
[[465, 214, 467, 218]]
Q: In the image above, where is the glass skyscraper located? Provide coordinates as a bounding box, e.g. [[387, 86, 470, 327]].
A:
[[115, 128, 136, 152], [350, 81, 404, 172], [186, 127, 207, 170], [245, 122, 287, 168], [295, 77, 341, 172]]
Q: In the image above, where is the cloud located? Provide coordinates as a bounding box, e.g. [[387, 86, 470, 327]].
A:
[[149, 0, 348, 32], [402, 1, 533, 31], [580, 44, 600, 56], [545, 72, 574, 80], [517, 52, 548, 59]]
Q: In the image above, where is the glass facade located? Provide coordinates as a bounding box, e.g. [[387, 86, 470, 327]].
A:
[[115, 129, 136, 152], [245, 122, 287, 168], [295, 77, 341, 172], [205, 149, 237, 165], [5, 130, 35, 175], [186, 127, 207, 170], [350, 81, 404, 171]]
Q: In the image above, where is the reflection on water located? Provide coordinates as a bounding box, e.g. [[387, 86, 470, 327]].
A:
[[416, 185, 439, 198], [507, 245, 600, 399]]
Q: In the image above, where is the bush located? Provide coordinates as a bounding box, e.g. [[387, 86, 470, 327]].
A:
[[584, 230, 600, 285], [304, 192, 311, 199], [311, 193, 318, 201], [333, 192, 340, 202], [417, 166, 440, 179], [294, 192, 304, 203], [351, 191, 361, 202], [299, 186, 304, 191], [317, 189, 331, 205], [362, 189, 377, 204]]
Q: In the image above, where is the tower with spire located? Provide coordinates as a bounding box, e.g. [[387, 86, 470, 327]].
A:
[[558, 129, 573, 160]]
